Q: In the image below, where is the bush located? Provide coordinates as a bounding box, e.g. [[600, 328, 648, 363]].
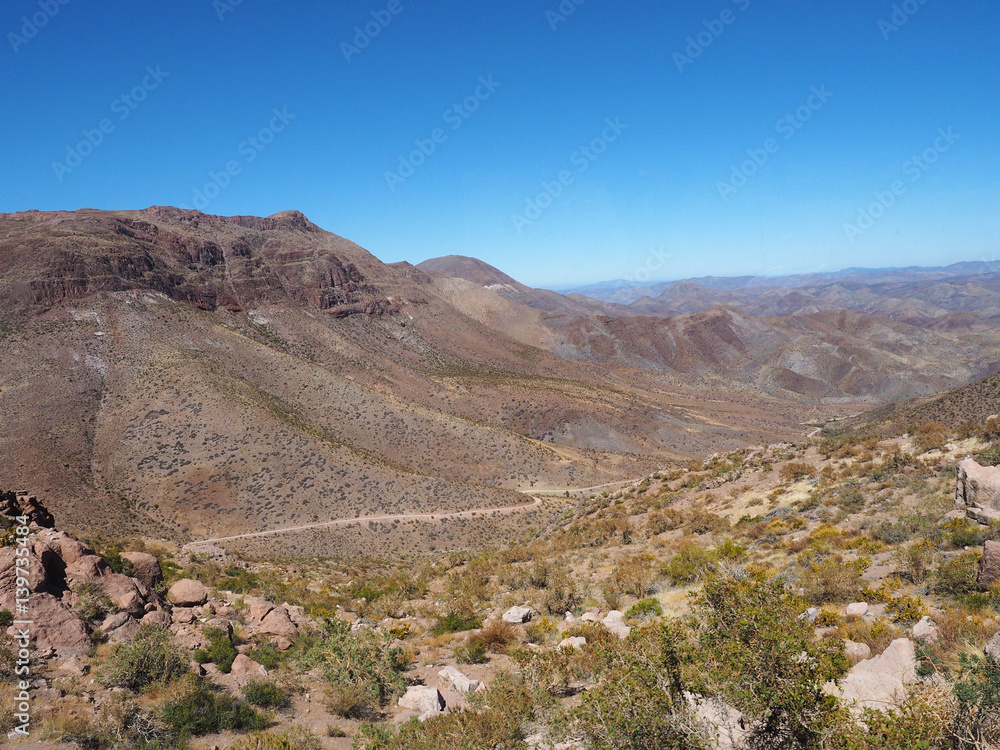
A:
[[0, 610, 12, 628], [160, 680, 268, 736], [72, 582, 115, 624], [933, 551, 981, 598], [799, 556, 864, 604], [894, 540, 936, 584], [296, 618, 407, 718], [913, 422, 950, 453], [97, 624, 188, 691], [231, 727, 321, 750], [662, 545, 717, 586], [781, 462, 818, 483], [433, 612, 483, 636], [716, 539, 747, 561], [478, 620, 517, 653], [193, 626, 239, 673], [953, 652, 1000, 746], [625, 598, 663, 621], [455, 638, 489, 665], [871, 521, 911, 545], [242, 679, 290, 709]]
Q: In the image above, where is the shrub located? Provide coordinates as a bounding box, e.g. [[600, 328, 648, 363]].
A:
[[871, 521, 911, 545], [455, 638, 489, 665], [625, 598, 663, 621], [976, 443, 1000, 467], [231, 727, 321, 750], [781, 462, 817, 483], [799, 556, 864, 604], [97, 624, 188, 691], [662, 545, 717, 586], [894, 540, 936, 584], [913, 422, 950, 453], [433, 612, 483, 635], [296, 618, 407, 718], [479, 620, 518, 653], [953, 652, 1000, 746], [160, 680, 267, 736], [983, 416, 1000, 442], [0, 610, 12, 628], [247, 640, 282, 671], [716, 539, 747, 561], [242, 679, 290, 709], [836, 617, 902, 654], [193, 626, 239, 673], [72, 582, 115, 624], [933, 551, 981, 598]]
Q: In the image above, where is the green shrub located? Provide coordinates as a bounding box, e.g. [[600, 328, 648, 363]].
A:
[[242, 679, 290, 709], [871, 521, 911, 545], [72, 582, 115, 624], [662, 545, 717, 586], [953, 652, 1000, 746], [97, 624, 188, 691], [799, 556, 864, 604], [976, 443, 1000, 467], [193, 626, 239, 673], [0, 610, 13, 628], [432, 612, 483, 636], [160, 679, 267, 736], [933, 551, 981, 599], [296, 618, 407, 718], [455, 638, 489, 665], [247, 641, 282, 671], [625, 598, 663, 621], [231, 727, 321, 750], [716, 539, 747, 561]]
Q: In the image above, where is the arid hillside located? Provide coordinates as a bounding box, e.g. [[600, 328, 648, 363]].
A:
[[0, 208, 818, 545]]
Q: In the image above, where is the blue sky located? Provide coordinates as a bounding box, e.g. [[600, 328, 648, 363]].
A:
[[2, 0, 998, 287]]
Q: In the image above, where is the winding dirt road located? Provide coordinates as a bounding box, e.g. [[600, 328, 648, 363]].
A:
[[184, 495, 544, 549]]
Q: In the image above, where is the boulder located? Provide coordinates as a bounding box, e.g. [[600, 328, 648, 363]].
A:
[[830, 638, 918, 712], [844, 640, 872, 663], [142, 610, 172, 628], [913, 616, 940, 642], [685, 693, 748, 750], [845, 602, 869, 618], [97, 573, 147, 617], [439, 665, 479, 694], [602, 611, 631, 639], [65, 555, 110, 585], [580, 611, 601, 623], [259, 606, 297, 639], [957, 458, 1000, 523], [799, 607, 819, 623], [979, 541, 1000, 591], [121, 552, 162, 588], [502, 606, 533, 624], [985, 630, 1000, 659], [399, 686, 446, 720], [7, 593, 91, 656], [558, 636, 587, 651], [172, 607, 196, 625], [230, 654, 267, 678], [167, 579, 208, 607], [246, 597, 274, 622]]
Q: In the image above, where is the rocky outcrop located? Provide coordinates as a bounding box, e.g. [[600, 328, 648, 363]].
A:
[[0, 491, 55, 528], [829, 638, 918, 712], [956, 458, 1000, 523], [121, 551, 162, 588], [979, 541, 1000, 591]]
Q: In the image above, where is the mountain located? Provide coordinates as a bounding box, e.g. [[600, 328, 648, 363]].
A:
[[0, 209, 813, 548]]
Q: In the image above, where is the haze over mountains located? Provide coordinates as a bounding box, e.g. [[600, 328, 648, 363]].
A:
[[1, 207, 997, 551]]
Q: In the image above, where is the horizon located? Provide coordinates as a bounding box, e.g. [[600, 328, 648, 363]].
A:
[[2, 1, 998, 286]]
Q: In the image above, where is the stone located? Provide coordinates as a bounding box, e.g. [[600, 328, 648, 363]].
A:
[[984, 630, 1000, 659], [602, 610, 631, 639], [580, 611, 601, 623], [259, 606, 298, 639], [172, 607, 196, 624], [502, 606, 533, 624], [558, 636, 587, 651], [205, 618, 233, 636], [829, 638, 918, 712], [142, 610, 172, 628], [100, 612, 132, 633], [230, 654, 267, 678], [399, 686, 446, 720], [121, 552, 162, 588], [799, 607, 820, 623], [246, 597, 274, 622], [439, 665, 479, 694], [7, 593, 90, 656], [57, 655, 89, 676], [845, 602, 869, 618], [65, 555, 109, 585], [913, 616, 940, 642], [167, 579, 208, 607], [957, 458, 1000, 523], [275, 636, 294, 651], [844, 640, 872, 663], [685, 692, 748, 750], [980, 541, 1000, 591]]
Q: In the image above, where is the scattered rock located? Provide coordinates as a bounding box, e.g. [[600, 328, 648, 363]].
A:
[[502, 606, 533, 624], [167, 579, 208, 607], [799, 607, 819, 623], [580, 611, 601, 623], [142, 610, 172, 628], [399, 686, 446, 720], [844, 640, 872, 663], [985, 630, 1000, 659], [439, 666, 479, 694], [958, 458, 1000, 524], [685, 692, 748, 750], [121, 551, 162, 588], [602, 611, 631, 639], [246, 597, 274, 622], [830, 638, 918, 712], [172, 608, 197, 625], [845, 602, 869, 618], [979, 541, 1000, 591], [259, 606, 297, 639], [230, 654, 267, 678], [913, 616, 939, 642], [558, 636, 587, 651]]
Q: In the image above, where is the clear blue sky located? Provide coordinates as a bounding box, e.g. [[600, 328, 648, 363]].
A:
[[2, 0, 998, 287]]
